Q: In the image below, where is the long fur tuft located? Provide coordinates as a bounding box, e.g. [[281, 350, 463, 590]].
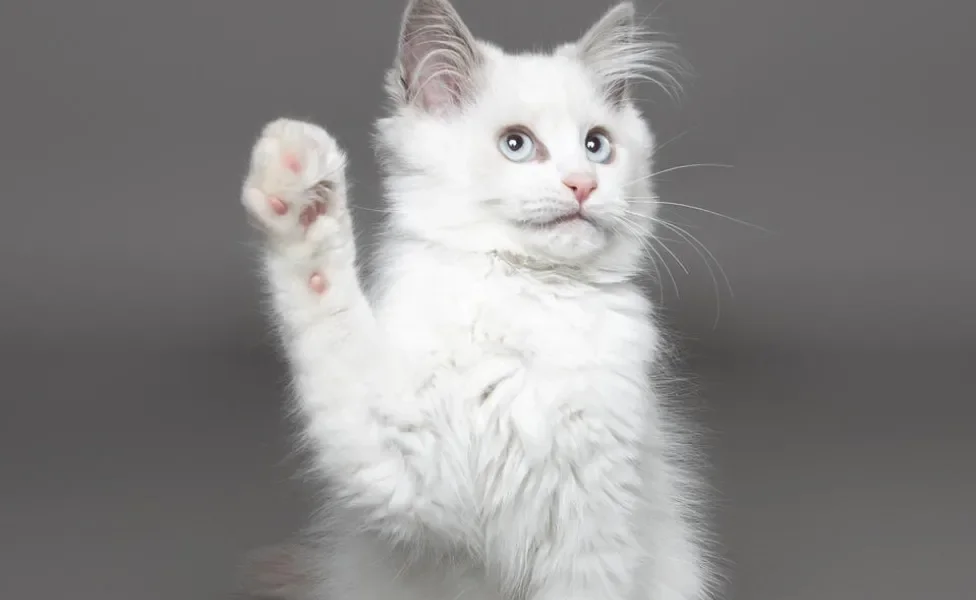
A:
[[390, 0, 483, 112], [573, 2, 688, 103]]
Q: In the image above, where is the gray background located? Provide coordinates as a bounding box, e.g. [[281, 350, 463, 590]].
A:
[[1, 0, 973, 599]]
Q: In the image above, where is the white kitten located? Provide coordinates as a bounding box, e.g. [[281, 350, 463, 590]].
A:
[[238, 1, 715, 599]]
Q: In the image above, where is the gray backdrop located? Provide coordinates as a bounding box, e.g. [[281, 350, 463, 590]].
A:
[[2, 1, 974, 599]]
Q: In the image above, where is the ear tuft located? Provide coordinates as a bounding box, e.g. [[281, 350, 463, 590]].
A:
[[577, 2, 685, 105], [395, 0, 481, 114]]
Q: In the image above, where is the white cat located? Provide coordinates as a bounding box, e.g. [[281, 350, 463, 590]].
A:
[[238, 1, 714, 599]]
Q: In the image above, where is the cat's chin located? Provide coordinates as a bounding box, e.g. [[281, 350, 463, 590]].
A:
[[515, 219, 612, 264]]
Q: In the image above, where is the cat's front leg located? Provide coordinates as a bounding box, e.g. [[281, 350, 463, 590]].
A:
[[240, 119, 465, 540]]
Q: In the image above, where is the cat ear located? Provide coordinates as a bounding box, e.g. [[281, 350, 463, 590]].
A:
[[576, 2, 681, 105], [396, 0, 481, 113]]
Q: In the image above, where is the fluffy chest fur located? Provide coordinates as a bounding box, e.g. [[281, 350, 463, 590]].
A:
[[371, 245, 658, 553]]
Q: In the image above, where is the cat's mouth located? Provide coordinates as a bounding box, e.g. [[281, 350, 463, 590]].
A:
[[533, 212, 592, 229]]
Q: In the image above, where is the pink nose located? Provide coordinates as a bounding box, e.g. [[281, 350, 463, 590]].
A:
[[563, 174, 598, 204]]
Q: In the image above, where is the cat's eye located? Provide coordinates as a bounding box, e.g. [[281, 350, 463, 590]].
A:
[[584, 130, 613, 164], [498, 130, 536, 163]]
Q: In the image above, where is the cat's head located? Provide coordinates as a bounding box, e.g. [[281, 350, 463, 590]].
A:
[[376, 0, 681, 276]]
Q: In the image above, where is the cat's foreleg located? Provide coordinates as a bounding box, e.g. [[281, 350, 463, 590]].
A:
[[240, 118, 463, 540]]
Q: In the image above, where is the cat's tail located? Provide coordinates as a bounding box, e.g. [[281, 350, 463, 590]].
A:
[[234, 541, 318, 600]]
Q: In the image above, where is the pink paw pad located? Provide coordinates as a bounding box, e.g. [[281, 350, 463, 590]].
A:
[[268, 195, 288, 215], [282, 152, 302, 173], [308, 273, 327, 295]]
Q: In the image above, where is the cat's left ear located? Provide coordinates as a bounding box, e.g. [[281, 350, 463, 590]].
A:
[[576, 2, 680, 106]]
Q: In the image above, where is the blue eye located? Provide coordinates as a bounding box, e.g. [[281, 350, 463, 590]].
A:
[[585, 130, 613, 164], [499, 130, 536, 162]]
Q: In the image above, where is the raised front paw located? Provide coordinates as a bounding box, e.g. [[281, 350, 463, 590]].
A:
[[242, 119, 350, 249]]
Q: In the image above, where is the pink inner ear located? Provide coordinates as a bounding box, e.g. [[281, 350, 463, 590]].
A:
[[418, 72, 459, 110], [398, 1, 477, 113], [403, 42, 464, 111]]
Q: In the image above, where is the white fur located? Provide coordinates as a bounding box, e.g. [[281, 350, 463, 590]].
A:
[[239, 2, 714, 599]]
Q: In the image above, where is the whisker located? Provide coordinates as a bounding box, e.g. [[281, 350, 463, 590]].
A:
[[646, 237, 683, 300], [645, 254, 666, 305], [622, 210, 689, 275], [653, 217, 732, 329], [620, 204, 732, 328], [628, 163, 733, 186], [609, 220, 664, 304], [650, 163, 733, 178], [650, 130, 689, 159], [657, 220, 721, 326], [615, 214, 681, 300], [630, 199, 772, 233], [351, 203, 395, 215], [664, 220, 733, 299]]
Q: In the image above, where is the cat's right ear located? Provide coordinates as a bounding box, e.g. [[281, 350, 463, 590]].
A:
[[395, 0, 481, 114]]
